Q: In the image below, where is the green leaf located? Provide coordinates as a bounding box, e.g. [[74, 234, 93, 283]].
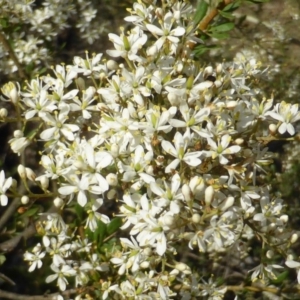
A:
[[94, 220, 107, 246], [210, 22, 235, 33], [218, 10, 235, 20], [20, 206, 40, 218], [0, 18, 9, 28], [107, 217, 122, 235], [209, 31, 229, 40], [270, 271, 289, 284], [193, 1, 209, 25], [222, 1, 241, 12], [193, 44, 219, 56], [75, 203, 84, 222]]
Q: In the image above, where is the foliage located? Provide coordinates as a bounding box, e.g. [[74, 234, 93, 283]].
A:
[[0, 0, 300, 299]]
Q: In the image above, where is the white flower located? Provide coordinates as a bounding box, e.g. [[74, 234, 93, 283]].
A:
[[146, 11, 185, 53], [45, 263, 76, 291], [107, 26, 147, 61], [39, 105, 79, 141], [58, 174, 106, 207], [24, 243, 46, 272], [86, 199, 110, 231], [0, 170, 12, 206], [266, 101, 300, 135], [205, 134, 241, 165], [162, 131, 202, 173]]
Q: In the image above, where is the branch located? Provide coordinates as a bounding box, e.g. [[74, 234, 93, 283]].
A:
[[198, 0, 233, 31], [227, 284, 300, 295], [0, 198, 20, 232], [0, 288, 77, 300], [0, 205, 58, 253]]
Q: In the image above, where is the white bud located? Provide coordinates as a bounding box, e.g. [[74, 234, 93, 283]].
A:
[[143, 247, 152, 256], [219, 196, 234, 211], [106, 59, 118, 71], [21, 195, 29, 205], [25, 168, 36, 181], [107, 189, 117, 200], [167, 92, 180, 106], [214, 80, 222, 88], [110, 143, 119, 158], [54, 197, 64, 208], [175, 62, 184, 73], [216, 63, 223, 73], [18, 165, 26, 179], [204, 66, 213, 76], [291, 233, 298, 244], [0, 108, 8, 118], [269, 124, 277, 134], [182, 184, 192, 202], [235, 138, 244, 145], [14, 130, 23, 138], [106, 173, 118, 186], [140, 261, 150, 269], [163, 215, 175, 227], [175, 262, 188, 272], [243, 149, 253, 158], [266, 250, 274, 259], [205, 186, 214, 206], [189, 176, 205, 199], [192, 213, 201, 224], [226, 101, 238, 109], [280, 215, 289, 223], [39, 175, 49, 190]]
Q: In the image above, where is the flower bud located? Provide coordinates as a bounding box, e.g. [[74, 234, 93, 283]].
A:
[[219, 196, 234, 211], [21, 195, 30, 205], [189, 176, 205, 199], [216, 64, 223, 74], [107, 189, 117, 200], [266, 250, 274, 259], [235, 138, 244, 145], [291, 233, 298, 244], [163, 215, 175, 227], [192, 213, 201, 224], [54, 197, 64, 208], [110, 143, 119, 158], [1, 82, 19, 104], [106, 173, 118, 186], [140, 261, 150, 269], [0, 108, 8, 118], [204, 185, 214, 206], [106, 59, 118, 71], [175, 262, 189, 272], [280, 215, 289, 223], [18, 165, 26, 179], [25, 168, 36, 181], [39, 175, 49, 190], [269, 124, 277, 135], [214, 80, 222, 88], [204, 66, 213, 76], [182, 184, 192, 202], [14, 130, 23, 138]]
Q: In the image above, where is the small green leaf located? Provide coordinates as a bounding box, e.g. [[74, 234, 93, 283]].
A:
[[107, 217, 123, 235], [209, 31, 229, 40], [20, 206, 40, 218], [210, 22, 235, 33], [222, 1, 241, 12], [193, 44, 219, 56], [218, 10, 235, 20], [270, 271, 289, 284], [193, 1, 209, 25], [94, 220, 107, 245]]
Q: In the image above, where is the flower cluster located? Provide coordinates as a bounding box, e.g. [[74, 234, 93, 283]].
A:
[[1, 0, 300, 299]]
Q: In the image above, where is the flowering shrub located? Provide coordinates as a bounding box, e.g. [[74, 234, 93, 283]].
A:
[[0, 0, 300, 299]]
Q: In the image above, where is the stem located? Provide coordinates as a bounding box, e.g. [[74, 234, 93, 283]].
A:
[[0, 31, 27, 80]]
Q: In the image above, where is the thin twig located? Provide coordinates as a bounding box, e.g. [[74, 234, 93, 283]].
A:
[[0, 31, 28, 80], [0, 205, 57, 253], [0, 198, 21, 232], [0, 288, 77, 300]]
